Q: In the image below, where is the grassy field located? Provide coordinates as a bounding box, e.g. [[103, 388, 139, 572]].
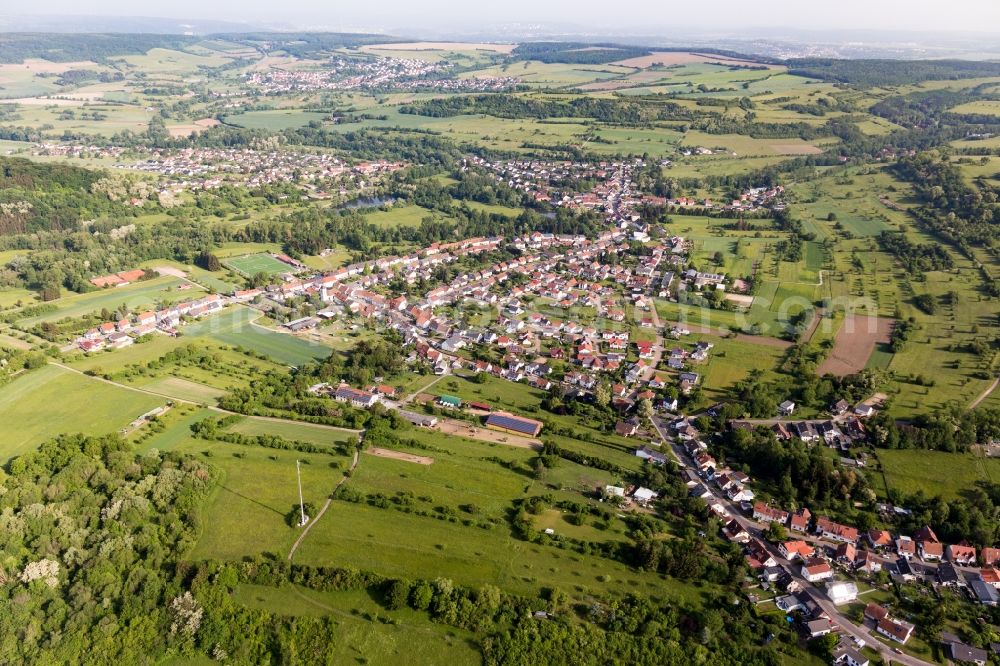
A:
[[698, 337, 786, 399], [949, 100, 1000, 116], [15, 277, 197, 325], [184, 436, 353, 561], [350, 431, 532, 521], [113, 48, 233, 74], [363, 204, 441, 227], [224, 110, 329, 130], [225, 416, 358, 446], [778, 165, 1000, 416], [0, 286, 38, 309], [183, 306, 331, 366], [681, 130, 826, 156], [138, 376, 226, 403], [294, 500, 703, 602], [0, 364, 164, 461], [876, 449, 1000, 500]]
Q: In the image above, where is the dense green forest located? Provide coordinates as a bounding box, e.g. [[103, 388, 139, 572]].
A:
[[786, 58, 1000, 86], [0, 157, 138, 235], [511, 42, 652, 65], [0, 433, 214, 662], [399, 94, 694, 124], [0, 33, 199, 63]]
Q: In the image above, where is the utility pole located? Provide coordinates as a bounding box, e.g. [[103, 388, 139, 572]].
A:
[[296, 460, 308, 526]]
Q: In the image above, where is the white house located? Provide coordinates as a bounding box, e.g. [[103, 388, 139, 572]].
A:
[[825, 580, 859, 605], [632, 487, 658, 507]]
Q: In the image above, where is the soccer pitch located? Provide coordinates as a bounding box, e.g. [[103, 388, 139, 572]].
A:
[[224, 253, 294, 276]]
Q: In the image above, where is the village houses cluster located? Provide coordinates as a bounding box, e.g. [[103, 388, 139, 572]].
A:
[[75, 291, 223, 351], [244, 57, 519, 93], [77, 218, 1000, 663], [26, 142, 402, 202], [116, 147, 402, 199], [466, 156, 787, 226], [620, 410, 1000, 664]]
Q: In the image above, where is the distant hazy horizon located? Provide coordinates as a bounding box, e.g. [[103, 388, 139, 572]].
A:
[[4, 0, 1000, 36]]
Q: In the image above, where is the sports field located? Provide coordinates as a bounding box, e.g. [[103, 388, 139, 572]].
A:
[[224, 253, 294, 276]]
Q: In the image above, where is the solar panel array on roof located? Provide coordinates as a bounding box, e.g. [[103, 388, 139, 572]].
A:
[[486, 413, 542, 436]]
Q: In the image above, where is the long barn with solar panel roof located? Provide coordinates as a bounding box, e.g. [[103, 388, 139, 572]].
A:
[[484, 412, 543, 437]]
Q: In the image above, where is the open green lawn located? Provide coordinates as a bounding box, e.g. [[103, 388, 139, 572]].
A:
[[363, 204, 441, 227], [114, 48, 233, 73], [698, 337, 786, 398], [0, 286, 38, 309], [0, 364, 164, 461], [10, 102, 152, 136], [225, 416, 357, 446], [876, 448, 1000, 500], [949, 99, 1000, 116], [138, 376, 226, 403], [681, 130, 827, 157], [350, 432, 533, 521], [183, 306, 331, 366], [463, 201, 523, 217], [294, 500, 703, 603]]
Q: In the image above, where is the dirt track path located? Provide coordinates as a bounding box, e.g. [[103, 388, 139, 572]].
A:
[[969, 376, 1000, 410], [365, 447, 433, 464], [403, 373, 447, 404], [288, 447, 360, 561]]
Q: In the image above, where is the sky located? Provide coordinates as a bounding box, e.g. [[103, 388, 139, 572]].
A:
[[7, 0, 1000, 34]]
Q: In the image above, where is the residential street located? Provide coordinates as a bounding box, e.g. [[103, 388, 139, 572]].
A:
[[646, 417, 933, 666]]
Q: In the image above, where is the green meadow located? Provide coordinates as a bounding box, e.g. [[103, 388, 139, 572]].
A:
[[0, 364, 164, 461], [183, 306, 331, 366], [15, 277, 198, 325], [876, 449, 1000, 500]]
